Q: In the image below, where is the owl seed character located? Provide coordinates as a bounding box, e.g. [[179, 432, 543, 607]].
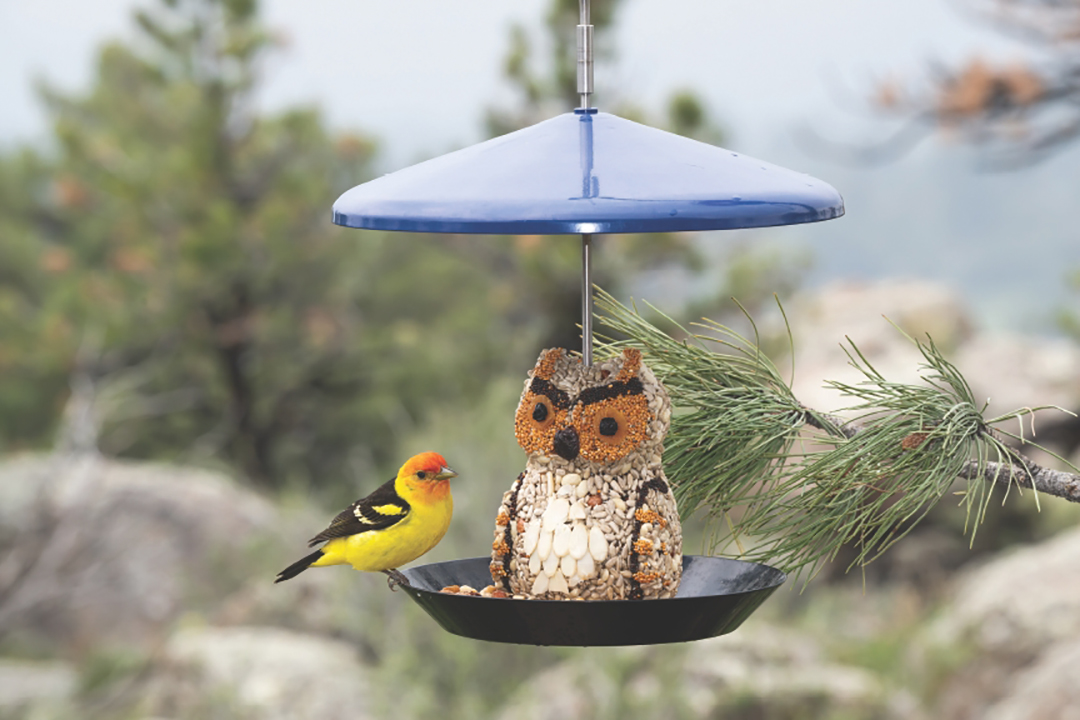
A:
[[490, 347, 682, 600]]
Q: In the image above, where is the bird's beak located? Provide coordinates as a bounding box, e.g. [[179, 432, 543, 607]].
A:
[[436, 466, 458, 481]]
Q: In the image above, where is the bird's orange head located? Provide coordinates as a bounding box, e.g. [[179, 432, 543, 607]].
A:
[[397, 452, 457, 504], [398, 452, 457, 483]]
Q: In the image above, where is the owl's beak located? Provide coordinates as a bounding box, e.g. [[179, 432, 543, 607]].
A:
[[552, 426, 580, 461]]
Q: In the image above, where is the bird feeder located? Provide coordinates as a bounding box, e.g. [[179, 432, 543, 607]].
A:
[[332, 1, 843, 646]]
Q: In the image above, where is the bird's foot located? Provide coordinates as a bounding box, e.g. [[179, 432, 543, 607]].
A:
[[382, 568, 410, 592]]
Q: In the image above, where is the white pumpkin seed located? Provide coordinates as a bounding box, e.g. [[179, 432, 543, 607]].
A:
[[589, 525, 609, 562], [522, 521, 541, 556], [531, 572, 549, 595], [542, 497, 570, 530], [577, 553, 596, 578], [552, 524, 571, 557], [543, 552, 560, 577], [548, 571, 568, 594], [537, 528, 553, 560], [569, 524, 589, 559]]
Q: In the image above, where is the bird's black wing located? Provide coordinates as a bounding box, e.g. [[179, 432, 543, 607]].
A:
[[307, 476, 411, 546]]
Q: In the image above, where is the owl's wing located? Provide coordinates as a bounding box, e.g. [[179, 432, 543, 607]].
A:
[[307, 477, 411, 546]]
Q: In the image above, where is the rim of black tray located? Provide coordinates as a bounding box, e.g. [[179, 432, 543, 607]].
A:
[[399, 555, 785, 646]]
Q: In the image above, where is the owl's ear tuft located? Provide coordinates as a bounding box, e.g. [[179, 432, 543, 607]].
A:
[[533, 348, 565, 380], [615, 348, 642, 382]]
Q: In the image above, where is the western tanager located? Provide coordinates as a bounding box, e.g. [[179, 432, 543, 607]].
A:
[[275, 451, 457, 586]]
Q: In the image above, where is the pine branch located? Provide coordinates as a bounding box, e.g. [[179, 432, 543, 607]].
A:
[[594, 289, 1080, 578], [807, 416, 1080, 502], [961, 457, 1080, 501]]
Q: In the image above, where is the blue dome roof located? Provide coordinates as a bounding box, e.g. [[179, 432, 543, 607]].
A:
[[333, 110, 844, 235]]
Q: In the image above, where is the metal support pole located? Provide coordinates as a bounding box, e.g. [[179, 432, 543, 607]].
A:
[[582, 233, 593, 366], [577, 0, 593, 109], [578, 0, 594, 365]]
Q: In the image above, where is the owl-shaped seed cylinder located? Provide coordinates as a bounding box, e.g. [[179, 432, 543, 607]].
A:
[[490, 347, 682, 600]]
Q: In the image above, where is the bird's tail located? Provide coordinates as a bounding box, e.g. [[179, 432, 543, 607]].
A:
[[275, 549, 323, 583]]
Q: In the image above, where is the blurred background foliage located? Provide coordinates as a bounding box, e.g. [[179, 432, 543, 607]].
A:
[[2, 0, 1080, 719], [0, 0, 751, 496]]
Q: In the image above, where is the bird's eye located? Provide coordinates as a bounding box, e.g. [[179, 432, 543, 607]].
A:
[[533, 402, 549, 422], [599, 417, 619, 436], [417, 470, 427, 480]]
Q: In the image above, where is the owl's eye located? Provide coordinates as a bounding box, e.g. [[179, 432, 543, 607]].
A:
[[515, 390, 564, 456], [591, 407, 631, 446], [577, 392, 650, 463], [533, 402, 549, 423], [529, 397, 556, 428]]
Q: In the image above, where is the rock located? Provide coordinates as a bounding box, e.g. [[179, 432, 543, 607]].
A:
[[983, 640, 1080, 720], [0, 658, 77, 712], [932, 526, 1080, 655], [787, 279, 1080, 422], [497, 625, 910, 720], [788, 279, 973, 414], [684, 626, 901, 719], [0, 454, 278, 652], [145, 626, 371, 720], [927, 527, 1080, 719], [956, 334, 1080, 421]]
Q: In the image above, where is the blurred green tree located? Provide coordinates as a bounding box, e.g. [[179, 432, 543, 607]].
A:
[[0, 0, 513, 491]]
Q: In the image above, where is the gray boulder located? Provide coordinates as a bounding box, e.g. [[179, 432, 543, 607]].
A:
[[143, 626, 371, 720], [0, 454, 278, 652], [983, 639, 1080, 720], [497, 625, 910, 720], [928, 526, 1080, 719], [0, 658, 77, 715]]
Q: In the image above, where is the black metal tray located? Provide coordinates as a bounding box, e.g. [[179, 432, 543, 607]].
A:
[[399, 555, 785, 646]]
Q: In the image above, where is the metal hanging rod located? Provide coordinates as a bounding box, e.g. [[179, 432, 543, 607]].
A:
[[577, 0, 594, 109], [579, 234, 596, 367], [578, 0, 595, 365], [579, 0, 595, 365]]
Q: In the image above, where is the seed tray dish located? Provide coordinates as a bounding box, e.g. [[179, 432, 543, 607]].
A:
[[399, 555, 785, 646]]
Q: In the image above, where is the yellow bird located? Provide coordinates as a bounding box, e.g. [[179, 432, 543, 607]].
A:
[[275, 452, 457, 587]]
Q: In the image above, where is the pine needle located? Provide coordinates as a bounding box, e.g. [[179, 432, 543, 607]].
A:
[[594, 289, 1076, 581], [595, 289, 806, 533]]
